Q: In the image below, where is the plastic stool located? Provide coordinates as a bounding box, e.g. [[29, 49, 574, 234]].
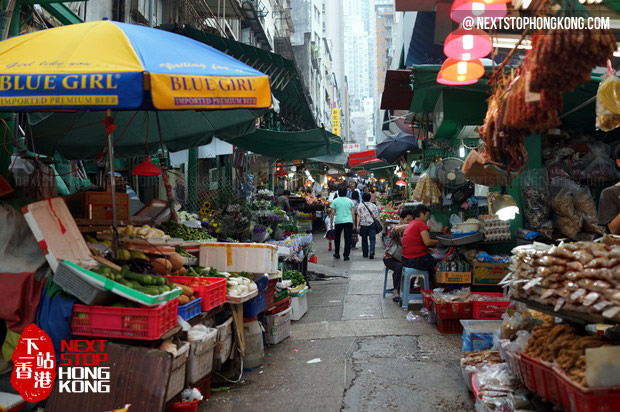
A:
[[400, 267, 430, 309], [383, 268, 394, 298]]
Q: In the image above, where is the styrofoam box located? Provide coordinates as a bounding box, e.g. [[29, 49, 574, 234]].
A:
[[214, 317, 233, 368], [264, 307, 292, 345], [187, 328, 218, 385], [199, 242, 279, 274], [290, 289, 308, 321]]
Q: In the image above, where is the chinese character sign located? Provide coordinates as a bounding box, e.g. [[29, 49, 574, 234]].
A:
[[11, 324, 57, 402], [332, 108, 341, 136], [343, 143, 360, 153]]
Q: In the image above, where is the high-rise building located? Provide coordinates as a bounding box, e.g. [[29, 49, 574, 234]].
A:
[[375, 1, 395, 97]]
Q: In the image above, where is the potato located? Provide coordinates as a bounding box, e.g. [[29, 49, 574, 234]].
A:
[[178, 295, 190, 305]]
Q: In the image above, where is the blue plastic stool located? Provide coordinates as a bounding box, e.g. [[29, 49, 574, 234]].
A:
[[400, 267, 430, 309], [383, 267, 394, 298]]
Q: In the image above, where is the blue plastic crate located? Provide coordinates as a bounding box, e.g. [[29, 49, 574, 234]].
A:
[[251, 274, 269, 292], [243, 290, 267, 318], [460, 320, 501, 352], [178, 297, 202, 321]]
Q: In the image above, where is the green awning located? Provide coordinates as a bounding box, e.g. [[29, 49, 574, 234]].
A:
[[308, 152, 348, 165], [226, 128, 342, 160], [162, 25, 316, 130]]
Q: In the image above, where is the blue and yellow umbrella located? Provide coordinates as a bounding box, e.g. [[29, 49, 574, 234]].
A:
[[0, 20, 272, 111]]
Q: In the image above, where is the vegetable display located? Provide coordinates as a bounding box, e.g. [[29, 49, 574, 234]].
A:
[[159, 221, 214, 241], [283, 270, 305, 287], [100, 225, 168, 239], [93, 265, 177, 296]]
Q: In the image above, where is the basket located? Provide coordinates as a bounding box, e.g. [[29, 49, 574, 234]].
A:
[[166, 276, 226, 312], [421, 290, 434, 311], [177, 298, 202, 321], [165, 341, 190, 402], [71, 299, 178, 340], [432, 296, 472, 320], [266, 296, 290, 316], [166, 401, 199, 412], [472, 292, 510, 320], [520, 353, 561, 404], [554, 366, 620, 412], [55, 261, 115, 305], [186, 328, 217, 385], [437, 317, 463, 334]]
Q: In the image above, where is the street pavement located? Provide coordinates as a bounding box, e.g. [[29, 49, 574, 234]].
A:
[[203, 234, 474, 412]]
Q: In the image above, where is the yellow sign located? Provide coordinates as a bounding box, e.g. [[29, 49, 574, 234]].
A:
[[331, 108, 341, 136]]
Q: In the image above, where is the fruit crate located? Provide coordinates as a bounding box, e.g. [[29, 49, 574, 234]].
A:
[[437, 317, 463, 334], [166, 276, 226, 312], [196, 374, 212, 400], [166, 400, 199, 412], [177, 297, 202, 321], [265, 278, 278, 311], [554, 366, 620, 412], [55, 260, 116, 305], [520, 353, 561, 405], [421, 290, 434, 312], [243, 275, 268, 317], [472, 292, 510, 320], [71, 299, 178, 340], [274, 288, 289, 303], [266, 296, 290, 316], [432, 296, 473, 320]]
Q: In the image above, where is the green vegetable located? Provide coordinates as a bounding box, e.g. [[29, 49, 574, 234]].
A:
[[123, 272, 155, 286], [134, 286, 162, 296], [116, 278, 133, 288], [159, 221, 214, 241], [283, 270, 305, 287], [175, 247, 194, 257]]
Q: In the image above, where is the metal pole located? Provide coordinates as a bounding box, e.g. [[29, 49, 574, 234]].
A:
[[107, 109, 119, 258], [149, 0, 154, 27]]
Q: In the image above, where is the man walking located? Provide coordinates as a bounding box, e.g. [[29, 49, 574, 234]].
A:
[[330, 187, 355, 261]]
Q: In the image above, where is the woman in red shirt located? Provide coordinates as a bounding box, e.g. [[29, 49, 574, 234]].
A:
[[401, 205, 439, 280]]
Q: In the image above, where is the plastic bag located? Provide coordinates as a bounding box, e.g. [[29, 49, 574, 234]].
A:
[[584, 141, 619, 181], [596, 69, 620, 131], [521, 169, 550, 229]]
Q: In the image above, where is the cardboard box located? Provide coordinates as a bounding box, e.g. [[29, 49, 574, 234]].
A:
[[64, 191, 129, 220], [436, 271, 471, 284], [472, 262, 510, 285]]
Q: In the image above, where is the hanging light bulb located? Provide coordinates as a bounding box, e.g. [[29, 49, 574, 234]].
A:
[[459, 140, 466, 158], [444, 28, 492, 61], [437, 72, 479, 85], [437, 58, 484, 84], [451, 0, 507, 24]]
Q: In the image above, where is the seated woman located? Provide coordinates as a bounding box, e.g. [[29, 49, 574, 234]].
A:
[[401, 205, 439, 289], [383, 208, 415, 303]]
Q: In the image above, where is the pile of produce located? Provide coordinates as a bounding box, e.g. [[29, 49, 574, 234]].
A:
[[461, 350, 503, 367], [524, 323, 610, 386], [100, 225, 168, 239], [175, 283, 198, 306], [93, 265, 178, 296], [226, 273, 258, 297], [159, 221, 214, 241], [283, 270, 305, 288], [432, 288, 508, 303], [510, 239, 620, 321]]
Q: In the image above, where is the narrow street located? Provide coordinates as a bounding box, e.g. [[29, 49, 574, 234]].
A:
[[205, 236, 474, 412]]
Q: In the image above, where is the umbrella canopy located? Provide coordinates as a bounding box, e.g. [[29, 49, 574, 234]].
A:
[[0, 20, 271, 111], [375, 131, 419, 164]]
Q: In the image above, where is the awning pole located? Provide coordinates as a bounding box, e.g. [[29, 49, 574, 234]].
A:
[[106, 109, 119, 258]]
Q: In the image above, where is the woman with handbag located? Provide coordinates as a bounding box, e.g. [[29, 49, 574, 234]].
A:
[[355, 192, 381, 259], [383, 208, 415, 303]]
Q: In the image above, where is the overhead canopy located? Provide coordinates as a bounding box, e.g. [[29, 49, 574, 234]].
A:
[[380, 70, 414, 110], [227, 128, 342, 160], [308, 152, 348, 165], [162, 24, 316, 130], [27, 109, 266, 159], [349, 149, 383, 168], [406, 12, 445, 67]]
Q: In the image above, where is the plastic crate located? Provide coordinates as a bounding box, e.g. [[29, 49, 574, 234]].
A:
[[196, 374, 211, 400], [177, 298, 202, 321], [436, 317, 463, 334], [460, 320, 501, 352], [421, 290, 434, 311], [520, 353, 561, 404], [55, 260, 115, 305], [266, 296, 290, 316], [265, 278, 278, 311], [264, 307, 292, 345], [71, 299, 178, 340], [166, 276, 226, 312], [274, 288, 289, 303], [554, 366, 620, 412], [243, 290, 267, 318], [166, 401, 199, 412], [472, 292, 510, 320], [432, 296, 473, 320]]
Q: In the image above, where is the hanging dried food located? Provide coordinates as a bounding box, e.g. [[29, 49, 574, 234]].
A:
[[596, 70, 620, 131]]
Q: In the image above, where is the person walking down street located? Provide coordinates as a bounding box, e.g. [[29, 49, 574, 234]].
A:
[[401, 205, 439, 288], [356, 192, 380, 259], [276, 190, 291, 212], [370, 188, 377, 204], [383, 208, 415, 303], [324, 208, 335, 252], [330, 187, 355, 261]]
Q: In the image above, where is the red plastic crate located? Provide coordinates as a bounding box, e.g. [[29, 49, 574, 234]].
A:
[[432, 296, 472, 320], [554, 366, 620, 412], [166, 276, 226, 312], [265, 278, 278, 311], [266, 296, 290, 316], [196, 374, 211, 400], [472, 292, 510, 320], [71, 299, 178, 340], [422, 290, 434, 311], [436, 317, 463, 334], [166, 400, 199, 412], [520, 353, 561, 404]]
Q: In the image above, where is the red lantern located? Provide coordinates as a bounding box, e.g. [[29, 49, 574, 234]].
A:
[[395, 179, 407, 187], [450, 0, 507, 24], [132, 157, 161, 176], [444, 28, 492, 61], [438, 58, 484, 84]]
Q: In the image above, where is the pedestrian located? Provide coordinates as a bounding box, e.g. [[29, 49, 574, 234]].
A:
[[276, 190, 291, 212], [370, 188, 377, 204], [324, 208, 335, 252], [401, 205, 440, 288], [383, 208, 415, 303], [356, 192, 380, 259], [330, 187, 355, 261]]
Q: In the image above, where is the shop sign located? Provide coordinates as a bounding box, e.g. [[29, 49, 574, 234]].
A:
[[332, 108, 341, 136], [343, 143, 360, 153]]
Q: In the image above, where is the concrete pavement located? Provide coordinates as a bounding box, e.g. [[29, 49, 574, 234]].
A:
[[203, 234, 473, 412]]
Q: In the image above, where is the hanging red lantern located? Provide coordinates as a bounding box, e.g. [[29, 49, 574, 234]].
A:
[[436, 71, 480, 85], [437, 58, 484, 84], [395, 179, 407, 187], [444, 28, 492, 61], [450, 0, 507, 24]]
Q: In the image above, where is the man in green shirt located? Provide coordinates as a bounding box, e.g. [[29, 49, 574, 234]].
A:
[[330, 187, 355, 261]]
